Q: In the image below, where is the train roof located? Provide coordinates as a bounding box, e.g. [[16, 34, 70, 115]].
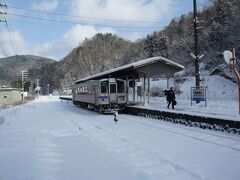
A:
[[75, 56, 184, 84]]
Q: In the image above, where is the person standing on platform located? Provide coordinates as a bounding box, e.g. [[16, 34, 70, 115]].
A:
[[167, 87, 176, 109]]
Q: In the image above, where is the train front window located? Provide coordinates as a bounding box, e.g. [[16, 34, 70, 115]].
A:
[[117, 81, 124, 93], [101, 81, 108, 93], [110, 84, 116, 94]]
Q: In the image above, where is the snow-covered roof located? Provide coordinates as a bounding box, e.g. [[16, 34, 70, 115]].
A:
[[75, 56, 184, 84]]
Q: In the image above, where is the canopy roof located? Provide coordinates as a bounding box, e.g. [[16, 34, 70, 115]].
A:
[[75, 56, 184, 84]]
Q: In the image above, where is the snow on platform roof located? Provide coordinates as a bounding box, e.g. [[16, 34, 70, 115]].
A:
[[75, 56, 184, 84]]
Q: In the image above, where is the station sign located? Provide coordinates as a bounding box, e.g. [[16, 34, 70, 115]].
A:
[[191, 86, 207, 107]]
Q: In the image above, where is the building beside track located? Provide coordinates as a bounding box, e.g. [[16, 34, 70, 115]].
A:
[[75, 56, 185, 106], [0, 88, 22, 107]]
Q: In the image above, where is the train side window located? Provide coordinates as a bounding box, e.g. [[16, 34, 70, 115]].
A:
[[101, 81, 108, 93], [90, 86, 93, 94], [87, 86, 90, 95], [94, 85, 97, 94], [117, 81, 124, 93]]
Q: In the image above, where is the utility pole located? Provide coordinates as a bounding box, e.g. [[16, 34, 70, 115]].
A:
[[21, 70, 28, 90], [0, 2, 7, 23], [0, 2, 11, 58], [193, 0, 200, 88], [21, 70, 28, 100]]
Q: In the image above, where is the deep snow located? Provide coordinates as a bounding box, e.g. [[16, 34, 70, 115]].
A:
[[134, 75, 240, 121], [0, 96, 240, 180]]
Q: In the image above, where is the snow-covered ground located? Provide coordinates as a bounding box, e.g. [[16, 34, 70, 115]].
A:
[[0, 96, 240, 180], [133, 75, 240, 121]]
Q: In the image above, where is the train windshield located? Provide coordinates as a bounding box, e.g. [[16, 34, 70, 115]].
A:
[[117, 81, 124, 93], [110, 84, 116, 94], [101, 81, 108, 93]]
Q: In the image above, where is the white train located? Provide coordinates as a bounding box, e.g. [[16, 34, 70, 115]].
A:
[[72, 78, 126, 113]]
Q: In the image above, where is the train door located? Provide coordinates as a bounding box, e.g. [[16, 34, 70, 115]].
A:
[[109, 83, 117, 103], [100, 80, 109, 105], [117, 80, 125, 104]]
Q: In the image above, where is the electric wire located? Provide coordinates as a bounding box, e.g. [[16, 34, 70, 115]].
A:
[[10, 19, 153, 33], [0, 2, 15, 56], [5, 4, 16, 54], [0, 30, 10, 57], [8, 12, 163, 29], [5, 21, 16, 54], [8, 5, 169, 24], [0, 40, 8, 56]]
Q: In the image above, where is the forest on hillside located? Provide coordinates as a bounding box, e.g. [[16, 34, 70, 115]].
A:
[[34, 0, 240, 94]]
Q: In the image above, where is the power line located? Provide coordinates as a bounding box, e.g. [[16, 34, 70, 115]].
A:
[[9, 12, 163, 29], [4, 3, 17, 54], [5, 21, 16, 54], [0, 30, 10, 57], [10, 19, 154, 33], [11, 19, 72, 28], [0, 40, 8, 56], [8, 5, 169, 24]]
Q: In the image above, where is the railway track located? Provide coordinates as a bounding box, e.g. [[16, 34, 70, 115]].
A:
[[59, 97, 240, 134]]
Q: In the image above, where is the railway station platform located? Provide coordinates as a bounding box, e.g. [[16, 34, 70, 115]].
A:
[[59, 96, 240, 133], [124, 97, 240, 134]]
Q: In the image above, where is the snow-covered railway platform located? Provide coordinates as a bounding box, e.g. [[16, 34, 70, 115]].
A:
[[125, 103, 240, 134], [1, 96, 239, 180]]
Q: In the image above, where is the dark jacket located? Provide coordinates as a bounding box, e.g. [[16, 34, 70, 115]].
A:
[[166, 89, 175, 101]]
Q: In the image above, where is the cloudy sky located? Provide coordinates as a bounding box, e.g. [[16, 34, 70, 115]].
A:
[[0, 0, 210, 60]]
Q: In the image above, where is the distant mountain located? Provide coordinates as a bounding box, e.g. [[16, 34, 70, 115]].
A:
[[0, 55, 55, 80]]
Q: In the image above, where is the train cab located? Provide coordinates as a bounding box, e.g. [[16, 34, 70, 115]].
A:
[[98, 78, 126, 109]]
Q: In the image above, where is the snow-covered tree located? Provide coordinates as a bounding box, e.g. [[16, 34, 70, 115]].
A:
[[144, 31, 168, 58]]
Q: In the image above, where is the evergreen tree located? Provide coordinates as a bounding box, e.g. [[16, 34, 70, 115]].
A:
[[144, 32, 168, 57]]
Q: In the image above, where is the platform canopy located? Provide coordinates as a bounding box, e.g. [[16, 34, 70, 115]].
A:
[[75, 56, 184, 84]]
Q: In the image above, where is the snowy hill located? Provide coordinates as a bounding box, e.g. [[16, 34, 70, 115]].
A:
[[177, 75, 238, 101], [0, 55, 55, 80]]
